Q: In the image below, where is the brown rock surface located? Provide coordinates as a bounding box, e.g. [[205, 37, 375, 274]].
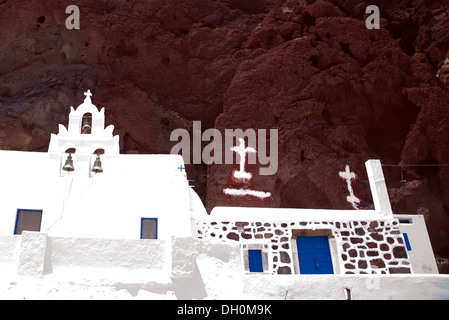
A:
[[1, 0, 449, 271]]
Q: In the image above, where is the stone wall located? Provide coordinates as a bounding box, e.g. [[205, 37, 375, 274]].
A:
[[196, 218, 412, 275]]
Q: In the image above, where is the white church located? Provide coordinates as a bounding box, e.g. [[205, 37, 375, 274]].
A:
[[0, 90, 447, 300]]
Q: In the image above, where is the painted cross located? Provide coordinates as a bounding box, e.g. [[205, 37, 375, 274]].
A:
[[339, 165, 361, 210], [231, 138, 256, 180], [177, 165, 185, 172], [223, 138, 271, 200]]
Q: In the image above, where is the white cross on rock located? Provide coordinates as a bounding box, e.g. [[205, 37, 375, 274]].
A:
[[339, 165, 361, 210], [223, 138, 271, 200], [231, 138, 256, 180]]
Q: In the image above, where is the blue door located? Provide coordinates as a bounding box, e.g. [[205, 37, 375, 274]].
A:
[[248, 249, 263, 272], [296, 236, 333, 274]]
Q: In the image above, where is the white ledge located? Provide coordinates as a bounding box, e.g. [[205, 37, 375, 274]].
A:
[[205, 206, 391, 223]]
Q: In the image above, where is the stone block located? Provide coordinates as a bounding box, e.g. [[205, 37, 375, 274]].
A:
[[367, 250, 379, 257], [388, 267, 411, 274], [370, 258, 386, 268], [17, 231, 48, 277], [393, 246, 407, 259], [241, 233, 252, 239], [235, 222, 248, 227], [370, 233, 384, 241], [348, 249, 357, 257], [350, 237, 363, 244], [358, 260, 368, 269], [280, 251, 291, 263], [277, 266, 291, 274], [367, 242, 377, 248], [227, 232, 239, 241]]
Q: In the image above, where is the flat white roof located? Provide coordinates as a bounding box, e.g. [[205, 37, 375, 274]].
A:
[[207, 206, 390, 222]]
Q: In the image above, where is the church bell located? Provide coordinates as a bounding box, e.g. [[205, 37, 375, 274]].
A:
[[82, 123, 91, 134], [92, 155, 103, 173], [62, 154, 75, 172]]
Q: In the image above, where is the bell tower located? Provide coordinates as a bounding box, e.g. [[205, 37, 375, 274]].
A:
[[48, 90, 120, 176]]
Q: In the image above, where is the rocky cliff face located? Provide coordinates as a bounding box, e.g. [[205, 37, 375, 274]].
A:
[[1, 0, 449, 272]]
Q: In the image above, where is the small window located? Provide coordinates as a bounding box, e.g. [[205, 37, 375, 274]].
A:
[[399, 218, 413, 224], [243, 244, 268, 273], [141, 218, 157, 239], [14, 209, 43, 235], [248, 249, 263, 272]]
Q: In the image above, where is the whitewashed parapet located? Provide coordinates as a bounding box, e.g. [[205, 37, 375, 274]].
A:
[[365, 159, 393, 218]]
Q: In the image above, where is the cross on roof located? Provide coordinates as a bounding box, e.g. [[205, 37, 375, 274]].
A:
[[83, 90, 92, 103]]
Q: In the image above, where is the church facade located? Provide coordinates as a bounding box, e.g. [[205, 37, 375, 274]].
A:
[[0, 90, 192, 240], [0, 90, 446, 299]]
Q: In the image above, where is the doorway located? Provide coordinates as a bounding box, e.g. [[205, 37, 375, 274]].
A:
[[296, 236, 334, 274]]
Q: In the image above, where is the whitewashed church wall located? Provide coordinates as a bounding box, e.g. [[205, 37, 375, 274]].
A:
[[46, 236, 171, 276], [396, 214, 439, 274], [0, 151, 192, 240], [0, 235, 21, 270]]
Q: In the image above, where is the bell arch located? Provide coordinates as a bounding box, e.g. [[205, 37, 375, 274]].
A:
[[90, 148, 105, 176], [61, 148, 76, 174], [93, 148, 105, 155], [81, 113, 92, 134]]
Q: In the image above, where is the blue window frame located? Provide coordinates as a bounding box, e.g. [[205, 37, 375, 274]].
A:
[[403, 233, 412, 251], [248, 249, 263, 272], [14, 209, 43, 235], [141, 218, 157, 239]]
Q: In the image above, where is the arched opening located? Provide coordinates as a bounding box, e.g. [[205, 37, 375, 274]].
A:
[[62, 148, 76, 172], [91, 148, 105, 175], [81, 113, 92, 134]]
